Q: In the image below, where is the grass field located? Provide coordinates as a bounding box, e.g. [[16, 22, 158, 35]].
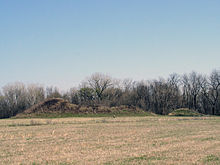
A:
[[0, 116, 220, 165]]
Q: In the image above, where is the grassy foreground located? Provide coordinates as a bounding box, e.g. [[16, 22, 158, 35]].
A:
[[0, 116, 220, 165]]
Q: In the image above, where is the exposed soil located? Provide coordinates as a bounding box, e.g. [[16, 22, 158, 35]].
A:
[[18, 98, 147, 116]]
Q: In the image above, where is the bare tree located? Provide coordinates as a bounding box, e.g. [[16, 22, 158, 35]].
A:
[[122, 78, 136, 91], [26, 84, 45, 106], [0, 92, 9, 118], [200, 70, 220, 115], [78, 87, 94, 105], [2, 82, 27, 116], [168, 73, 180, 89], [167, 73, 181, 110], [103, 87, 123, 106], [64, 88, 79, 104], [134, 82, 151, 110], [85, 73, 112, 103], [181, 72, 202, 110], [150, 78, 177, 115], [46, 86, 61, 98]]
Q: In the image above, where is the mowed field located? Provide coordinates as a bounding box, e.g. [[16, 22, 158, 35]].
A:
[[0, 117, 220, 165]]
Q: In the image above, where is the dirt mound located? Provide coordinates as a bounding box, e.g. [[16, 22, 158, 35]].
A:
[[168, 108, 202, 116], [22, 98, 78, 114], [18, 98, 150, 117]]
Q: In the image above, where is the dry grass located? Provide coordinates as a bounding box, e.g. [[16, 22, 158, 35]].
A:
[[0, 116, 220, 165]]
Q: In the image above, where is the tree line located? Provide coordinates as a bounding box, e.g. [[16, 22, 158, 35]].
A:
[[0, 69, 220, 118]]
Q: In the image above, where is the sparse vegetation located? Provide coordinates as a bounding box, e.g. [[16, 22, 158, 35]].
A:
[[203, 154, 220, 163], [1, 116, 220, 164]]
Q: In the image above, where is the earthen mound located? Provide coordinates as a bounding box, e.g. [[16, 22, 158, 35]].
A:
[[168, 108, 202, 116], [23, 98, 79, 114], [17, 98, 153, 118]]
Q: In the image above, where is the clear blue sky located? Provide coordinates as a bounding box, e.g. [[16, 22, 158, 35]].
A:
[[0, 0, 220, 90]]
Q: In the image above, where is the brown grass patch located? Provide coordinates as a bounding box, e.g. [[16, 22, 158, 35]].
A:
[[0, 117, 220, 164]]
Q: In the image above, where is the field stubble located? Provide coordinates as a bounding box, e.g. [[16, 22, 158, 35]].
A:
[[0, 116, 220, 165]]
